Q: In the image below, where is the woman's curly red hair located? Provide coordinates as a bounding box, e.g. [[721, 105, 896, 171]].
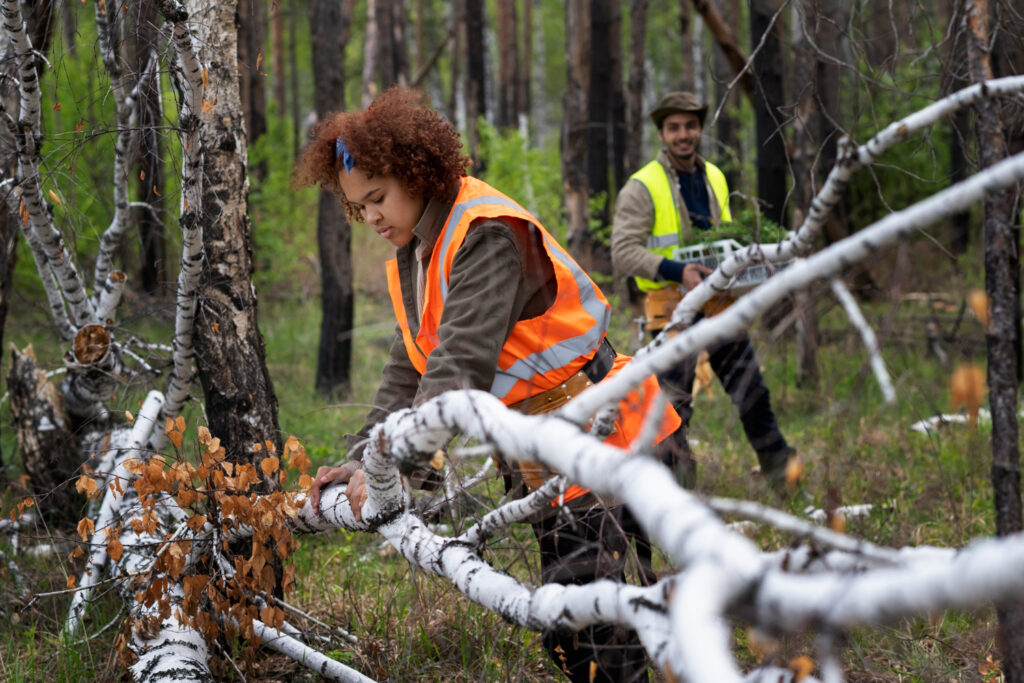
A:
[[292, 87, 470, 221]]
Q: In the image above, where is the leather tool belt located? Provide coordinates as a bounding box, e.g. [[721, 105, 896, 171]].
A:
[[643, 286, 736, 332], [508, 338, 616, 491]]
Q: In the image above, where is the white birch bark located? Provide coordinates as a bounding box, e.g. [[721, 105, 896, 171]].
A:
[[1, 0, 95, 328], [152, 0, 207, 437], [829, 277, 895, 403], [66, 390, 166, 637], [675, 75, 1024, 328]]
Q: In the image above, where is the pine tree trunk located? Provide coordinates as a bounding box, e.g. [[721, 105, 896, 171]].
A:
[[564, 0, 600, 272], [237, 0, 267, 179], [311, 0, 355, 399], [690, 0, 755, 101], [464, 0, 486, 169], [270, 2, 285, 116], [186, 0, 283, 466], [749, 0, 787, 228], [131, 0, 166, 296], [587, 0, 613, 213], [624, 0, 647, 176], [965, 0, 1024, 678], [712, 0, 741, 191], [678, 1, 694, 89], [943, 0, 971, 254], [496, 0, 519, 130]]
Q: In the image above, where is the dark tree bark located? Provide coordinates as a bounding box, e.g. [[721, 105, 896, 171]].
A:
[[8, 347, 82, 524], [564, 0, 609, 274], [791, 0, 820, 388], [188, 0, 282, 465], [587, 0, 614, 216], [311, 0, 355, 399], [521, 0, 532, 130], [464, 0, 486, 169], [130, 0, 166, 296], [712, 0, 742, 191], [362, 0, 379, 107], [678, 0, 695, 90], [690, 0, 755, 102], [288, 4, 301, 154], [965, 1, 1024, 679], [270, 1, 286, 117], [376, 0, 396, 89], [237, 0, 268, 179], [446, 0, 461, 123], [944, 0, 972, 254], [609, 5, 626, 193], [624, 0, 648, 175], [749, 0, 787, 228], [496, 0, 520, 131]]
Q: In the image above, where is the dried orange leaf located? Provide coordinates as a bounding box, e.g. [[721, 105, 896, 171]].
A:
[[67, 575, 76, 589], [164, 417, 175, 435], [107, 537, 123, 562], [124, 410, 135, 425], [48, 189, 62, 206], [789, 655, 816, 681], [169, 430, 184, 449], [77, 517, 95, 541], [175, 415, 186, 433], [968, 289, 990, 328], [429, 450, 446, 471], [253, 442, 263, 453], [298, 474, 313, 489], [198, 425, 212, 445], [187, 514, 207, 533], [260, 457, 280, 477], [950, 363, 987, 424], [76, 475, 99, 497]]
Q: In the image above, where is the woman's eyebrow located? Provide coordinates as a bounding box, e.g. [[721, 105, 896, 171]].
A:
[[357, 187, 381, 202]]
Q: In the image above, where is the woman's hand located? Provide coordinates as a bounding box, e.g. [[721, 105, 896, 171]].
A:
[[309, 461, 367, 520]]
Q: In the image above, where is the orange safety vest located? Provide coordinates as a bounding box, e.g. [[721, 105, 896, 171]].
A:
[[386, 177, 681, 500]]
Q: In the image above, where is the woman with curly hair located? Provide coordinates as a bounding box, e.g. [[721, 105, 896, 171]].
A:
[[295, 86, 684, 683]]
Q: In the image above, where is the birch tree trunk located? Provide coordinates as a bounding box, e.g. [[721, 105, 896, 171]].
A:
[[964, 1, 1024, 677], [311, 0, 355, 399], [185, 0, 283, 464]]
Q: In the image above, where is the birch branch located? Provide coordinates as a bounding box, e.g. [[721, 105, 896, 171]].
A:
[[90, 0, 135, 295], [66, 390, 166, 637], [830, 277, 895, 403], [560, 149, 1024, 428], [675, 74, 1024, 327], [1, 0, 95, 328]]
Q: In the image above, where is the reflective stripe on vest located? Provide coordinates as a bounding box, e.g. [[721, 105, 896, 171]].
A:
[[632, 159, 732, 292], [386, 177, 611, 405]]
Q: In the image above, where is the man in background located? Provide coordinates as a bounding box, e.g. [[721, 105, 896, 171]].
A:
[[611, 91, 797, 486]]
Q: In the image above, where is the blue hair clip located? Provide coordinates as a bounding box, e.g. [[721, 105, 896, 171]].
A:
[[335, 136, 355, 174]]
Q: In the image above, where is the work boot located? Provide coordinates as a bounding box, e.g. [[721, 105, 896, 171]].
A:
[[758, 446, 799, 492]]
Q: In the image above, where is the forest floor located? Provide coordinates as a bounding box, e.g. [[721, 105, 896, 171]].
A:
[[0, 231, 1013, 682]]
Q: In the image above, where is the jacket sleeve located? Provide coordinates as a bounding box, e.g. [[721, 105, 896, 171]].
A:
[[611, 179, 665, 281], [415, 220, 525, 402], [344, 323, 421, 461]]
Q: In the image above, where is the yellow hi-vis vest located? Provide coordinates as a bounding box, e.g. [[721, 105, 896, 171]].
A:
[[631, 159, 731, 292], [385, 177, 681, 502]]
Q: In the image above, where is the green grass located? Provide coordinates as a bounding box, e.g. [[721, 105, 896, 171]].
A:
[[0, 235, 1018, 681]]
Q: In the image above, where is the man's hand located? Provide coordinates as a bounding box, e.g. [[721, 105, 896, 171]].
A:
[[682, 263, 713, 291], [309, 461, 367, 520]]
